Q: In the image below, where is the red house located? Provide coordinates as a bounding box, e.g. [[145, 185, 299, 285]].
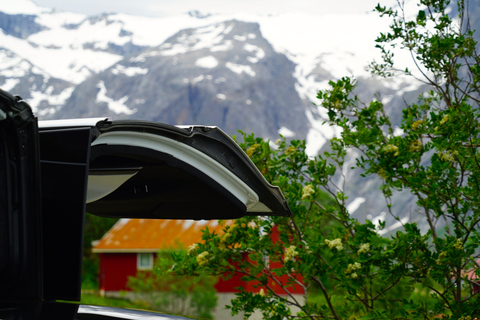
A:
[[92, 218, 305, 318], [92, 219, 226, 293]]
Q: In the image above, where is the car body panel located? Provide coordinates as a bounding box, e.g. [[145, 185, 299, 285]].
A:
[[0, 90, 43, 301], [77, 305, 190, 320], [0, 88, 291, 319]]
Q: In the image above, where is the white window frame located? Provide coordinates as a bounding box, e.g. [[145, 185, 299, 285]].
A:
[[137, 253, 153, 270]]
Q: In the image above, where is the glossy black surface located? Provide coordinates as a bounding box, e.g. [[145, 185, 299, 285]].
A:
[[0, 87, 292, 320]]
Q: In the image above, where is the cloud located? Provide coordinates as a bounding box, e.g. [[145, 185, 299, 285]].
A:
[[33, 0, 381, 17]]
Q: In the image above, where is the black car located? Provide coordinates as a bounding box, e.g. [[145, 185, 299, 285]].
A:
[[0, 88, 291, 319]]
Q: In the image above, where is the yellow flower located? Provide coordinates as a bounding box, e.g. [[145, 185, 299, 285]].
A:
[[301, 185, 315, 200], [440, 114, 449, 125], [285, 146, 297, 155], [409, 140, 422, 152], [440, 150, 457, 162], [220, 232, 232, 244], [284, 245, 298, 262], [345, 262, 361, 279], [358, 243, 370, 254], [325, 238, 343, 251], [347, 262, 362, 272], [436, 251, 447, 264], [188, 243, 198, 255], [454, 239, 463, 250], [246, 144, 261, 157], [196, 251, 210, 266], [377, 168, 388, 180], [382, 144, 399, 156], [412, 120, 424, 130]]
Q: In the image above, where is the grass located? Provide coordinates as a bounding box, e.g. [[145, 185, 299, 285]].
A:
[[79, 292, 149, 310]]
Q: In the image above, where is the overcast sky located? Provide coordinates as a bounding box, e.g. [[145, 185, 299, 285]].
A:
[[32, 0, 382, 17]]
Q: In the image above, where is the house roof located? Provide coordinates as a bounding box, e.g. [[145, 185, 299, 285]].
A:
[[92, 219, 226, 253]]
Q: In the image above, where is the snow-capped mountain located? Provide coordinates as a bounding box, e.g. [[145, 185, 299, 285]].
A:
[[59, 20, 311, 138], [0, 0, 397, 142], [2, 0, 462, 233]]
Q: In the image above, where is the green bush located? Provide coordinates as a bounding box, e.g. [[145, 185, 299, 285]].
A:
[[127, 250, 218, 319], [163, 0, 480, 318]]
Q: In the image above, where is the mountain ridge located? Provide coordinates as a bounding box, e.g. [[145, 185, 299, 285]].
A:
[[1, 0, 456, 234]]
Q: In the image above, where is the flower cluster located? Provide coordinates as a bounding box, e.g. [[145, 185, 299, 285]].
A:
[[325, 238, 343, 251], [284, 245, 298, 263], [382, 144, 399, 156], [246, 144, 260, 157], [436, 251, 447, 264], [439, 150, 458, 162], [409, 140, 422, 152], [220, 224, 237, 244], [285, 146, 297, 155], [412, 119, 424, 130], [454, 239, 463, 250], [196, 251, 210, 266], [301, 185, 315, 200], [188, 243, 198, 255], [358, 243, 370, 254], [345, 262, 362, 279], [377, 168, 388, 180], [258, 288, 266, 297], [440, 114, 449, 125]]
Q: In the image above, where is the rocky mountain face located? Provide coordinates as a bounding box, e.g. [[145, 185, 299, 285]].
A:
[[60, 20, 309, 138], [2, 0, 478, 233]]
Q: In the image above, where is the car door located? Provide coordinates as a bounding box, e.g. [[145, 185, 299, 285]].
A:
[[0, 88, 291, 319], [0, 89, 44, 318]]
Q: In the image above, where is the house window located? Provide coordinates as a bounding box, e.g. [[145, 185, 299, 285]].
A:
[[137, 253, 153, 270]]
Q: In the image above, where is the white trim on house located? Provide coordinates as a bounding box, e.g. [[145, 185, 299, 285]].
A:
[[137, 253, 153, 270]]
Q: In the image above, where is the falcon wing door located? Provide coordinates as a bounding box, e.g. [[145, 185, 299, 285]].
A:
[[85, 120, 291, 219], [0, 89, 42, 302]]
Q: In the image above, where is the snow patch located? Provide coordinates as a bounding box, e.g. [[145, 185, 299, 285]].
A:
[[244, 43, 265, 64], [211, 40, 234, 52], [111, 65, 148, 77], [192, 75, 204, 83], [30, 16, 130, 51], [305, 108, 339, 156], [0, 29, 123, 83], [28, 86, 74, 115], [226, 62, 255, 77], [1, 79, 20, 91], [347, 197, 366, 214], [161, 22, 235, 56], [378, 217, 409, 236], [96, 81, 137, 115], [1, 0, 47, 15], [195, 56, 219, 68], [216, 93, 226, 100], [130, 51, 161, 62], [234, 35, 247, 41], [0, 50, 32, 78]]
